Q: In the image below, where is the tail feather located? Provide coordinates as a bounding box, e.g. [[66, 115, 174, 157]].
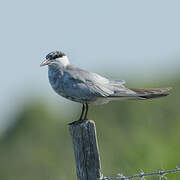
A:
[[108, 87, 171, 101], [129, 87, 171, 100]]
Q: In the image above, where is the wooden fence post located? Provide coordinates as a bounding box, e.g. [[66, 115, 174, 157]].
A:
[[69, 120, 102, 180]]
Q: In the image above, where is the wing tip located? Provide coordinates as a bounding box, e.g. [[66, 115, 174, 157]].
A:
[[140, 92, 171, 100]]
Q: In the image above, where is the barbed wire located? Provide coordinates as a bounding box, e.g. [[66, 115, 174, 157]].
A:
[[102, 166, 180, 180]]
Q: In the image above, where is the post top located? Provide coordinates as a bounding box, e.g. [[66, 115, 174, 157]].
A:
[[69, 120, 95, 127]]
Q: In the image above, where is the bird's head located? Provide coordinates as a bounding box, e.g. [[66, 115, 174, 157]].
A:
[[40, 51, 70, 68]]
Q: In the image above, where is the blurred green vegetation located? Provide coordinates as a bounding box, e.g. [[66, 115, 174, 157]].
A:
[[0, 78, 180, 180]]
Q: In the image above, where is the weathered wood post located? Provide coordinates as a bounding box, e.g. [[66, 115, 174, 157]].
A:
[[69, 120, 102, 180]]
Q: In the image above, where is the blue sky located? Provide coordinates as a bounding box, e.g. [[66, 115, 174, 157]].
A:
[[0, 0, 180, 132]]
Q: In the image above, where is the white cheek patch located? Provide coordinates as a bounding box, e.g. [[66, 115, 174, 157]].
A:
[[56, 56, 70, 67]]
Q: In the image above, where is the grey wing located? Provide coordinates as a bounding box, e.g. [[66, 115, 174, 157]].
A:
[[64, 65, 135, 101], [63, 66, 114, 101], [109, 79, 126, 85], [66, 65, 126, 87]]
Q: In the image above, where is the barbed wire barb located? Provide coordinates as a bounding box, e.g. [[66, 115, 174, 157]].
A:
[[139, 169, 145, 180]]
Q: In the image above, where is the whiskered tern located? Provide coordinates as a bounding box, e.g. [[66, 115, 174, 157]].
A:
[[40, 51, 171, 124]]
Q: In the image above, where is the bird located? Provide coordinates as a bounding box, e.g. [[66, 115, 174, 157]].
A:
[[40, 50, 171, 124]]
